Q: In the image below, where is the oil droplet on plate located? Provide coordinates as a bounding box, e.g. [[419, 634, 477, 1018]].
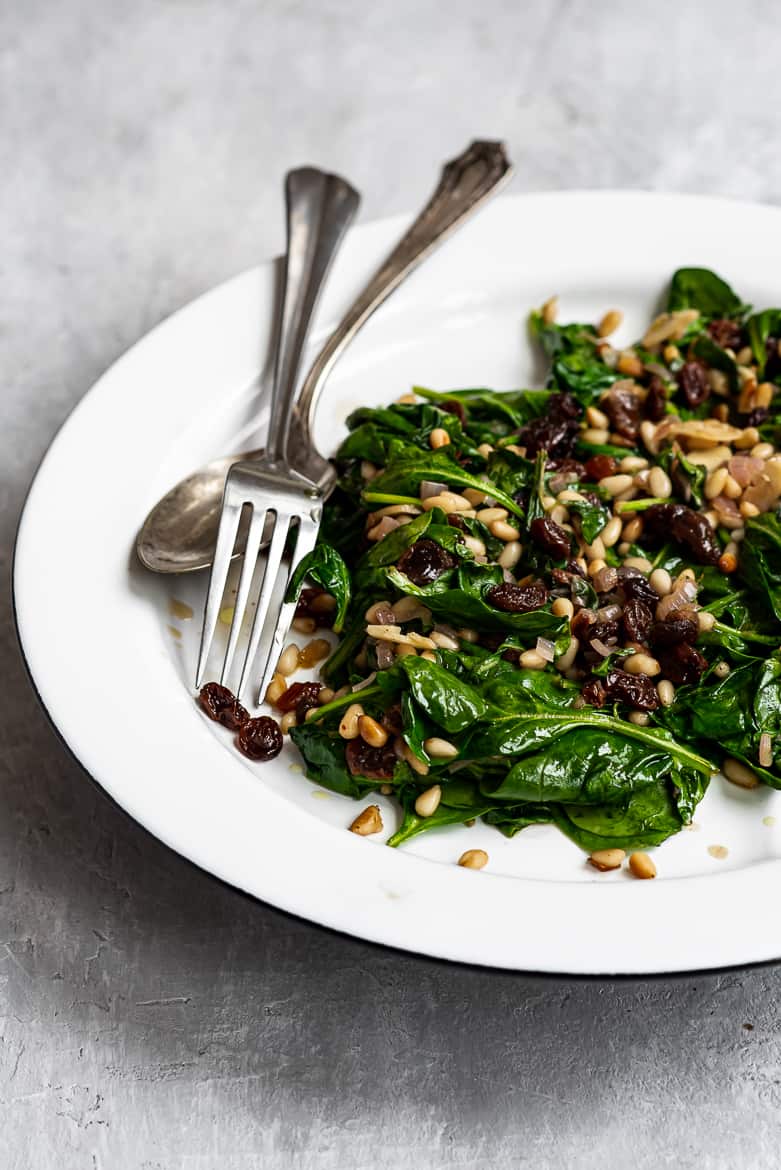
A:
[[311, 789, 330, 799], [219, 606, 235, 625], [708, 844, 729, 860], [169, 598, 193, 621], [763, 815, 776, 827], [288, 763, 303, 774], [167, 625, 182, 640]]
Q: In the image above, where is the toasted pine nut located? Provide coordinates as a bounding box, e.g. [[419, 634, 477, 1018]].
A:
[[628, 711, 650, 725], [628, 852, 657, 879], [420, 650, 437, 662], [740, 500, 760, 518], [277, 643, 301, 676], [759, 733, 773, 768], [463, 488, 487, 506], [600, 474, 634, 497], [600, 515, 623, 548], [457, 627, 480, 643], [648, 467, 672, 498], [639, 420, 658, 451], [477, 442, 494, 458], [551, 597, 574, 619], [555, 636, 579, 673], [582, 427, 609, 445], [598, 309, 623, 338], [358, 714, 388, 748], [292, 615, 317, 635], [397, 393, 418, 405], [279, 711, 297, 734], [697, 611, 715, 632], [519, 649, 547, 670], [586, 405, 610, 429], [649, 568, 672, 597], [476, 506, 509, 524], [365, 600, 395, 623], [415, 784, 442, 817], [752, 441, 775, 460], [721, 474, 742, 500], [734, 426, 760, 450], [588, 848, 625, 871], [401, 742, 430, 775], [657, 679, 675, 706], [421, 492, 472, 513], [391, 596, 431, 623], [624, 653, 661, 677], [424, 737, 459, 760], [395, 643, 418, 658], [621, 516, 643, 543], [498, 540, 522, 569], [541, 295, 558, 324], [350, 805, 383, 835], [756, 382, 775, 409], [722, 757, 760, 789], [430, 630, 460, 651], [298, 638, 331, 669], [713, 660, 731, 679], [429, 427, 450, 449], [719, 552, 738, 573], [318, 687, 335, 705], [360, 460, 378, 480], [550, 504, 569, 526], [663, 343, 680, 362], [617, 352, 644, 378], [587, 558, 607, 576], [490, 519, 521, 541], [338, 703, 364, 740], [583, 536, 606, 561], [463, 535, 487, 557], [704, 466, 728, 500], [458, 849, 488, 870], [265, 672, 287, 705]]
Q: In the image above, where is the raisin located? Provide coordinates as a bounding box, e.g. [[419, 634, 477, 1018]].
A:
[[530, 517, 571, 559], [345, 737, 397, 780], [565, 559, 587, 578], [582, 679, 607, 707], [622, 599, 653, 643], [603, 668, 661, 711], [547, 457, 587, 480], [676, 360, 709, 408], [446, 513, 467, 531], [381, 704, 404, 737], [648, 617, 698, 648], [277, 681, 322, 718], [440, 398, 466, 423], [501, 647, 523, 665], [518, 391, 582, 458], [707, 319, 743, 350], [479, 631, 505, 651], [571, 608, 596, 640], [617, 568, 659, 609], [645, 374, 668, 422], [604, 385, 642, 441], [294, 586, 335, 628], [745, 406, 769, 427], [643, 503, 721, 565], [669, 456, 695, 505], [397, 539, 456, 585], [486, 580, 548, 613], [584, 454, 619, 481], [238, 716, 283, 761], [198, 682, 250, 730], [656, 642, 708, 686]]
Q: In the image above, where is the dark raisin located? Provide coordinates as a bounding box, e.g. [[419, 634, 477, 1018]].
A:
[[277, 681, 322, 716], [643, 503, 721, 564], [656, 642, 708, 686], [584, 454, 619, 481], [617, 568, 659, 608], [707, 319, 743, 350], [501, 647, 523, 665], [622, 599, 653, 643], [446, 513, 467, 531], [518, 391, 582, 458], [582, 679, 607, 707], [238, 716, 283, 761], [486, 580, 548, 613], [440, 399, 466, 423], [345, 738, 397, 780], [547, 457, 586, 479], [648, 617, 698, 648], [745, 406, 769, 427], [198, 682, 250, 729], [669, 456, 695, 504], [604, 385, 643, 441], [381, 704, 404, 737], [645, 374, 668, 422], [571, 608, 596, 640], [603, 668, 661, 711], [397, 539, 456, 585], [530, 516, 571, 559], [676, 360, 709, 408], [294, 586, 336, 628], [479, 631, 505, 651], [565, 559, 587, 578]]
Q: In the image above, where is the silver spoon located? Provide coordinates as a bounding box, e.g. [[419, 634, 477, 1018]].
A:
[[136, 141, 512, 574]]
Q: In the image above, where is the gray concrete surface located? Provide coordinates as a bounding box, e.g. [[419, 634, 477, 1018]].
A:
[[3, 1, 781, 1166]]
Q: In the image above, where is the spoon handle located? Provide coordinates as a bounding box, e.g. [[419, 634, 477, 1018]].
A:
[[290, 141, 513, 479], [263, 167, 360, 467]]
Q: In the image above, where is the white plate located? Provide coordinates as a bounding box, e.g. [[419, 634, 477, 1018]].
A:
[[15, 191, 781, 974]]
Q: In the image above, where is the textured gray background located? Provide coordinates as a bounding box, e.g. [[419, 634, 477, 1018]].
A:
[[4, 1, 781, 1167]]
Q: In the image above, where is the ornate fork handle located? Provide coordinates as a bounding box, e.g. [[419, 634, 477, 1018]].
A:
[[291, 140, 513, 481]]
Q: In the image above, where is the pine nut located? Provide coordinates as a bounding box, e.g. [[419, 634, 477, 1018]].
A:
[[478, 443, 494, 458], [391, 596, 431, 623], [600, 474, 634, 497], [350, 805, 383, 835], [598, 309, 623, 338], [305, 707, 320, 722], [752, 442, 775, 460], [458, 849, 488, 870], [399, 741, 429, 775], [583, 536, 606, 561], [430, 630, 460, 651], [704, 510, 719, 528], [620, 456, 649, 473], [734, 426, 760, 449], [704, 467, 728, 499], [457, 627, 480, 643], [589, 848, 625, 871], [463, 535, 487, 557], [673, 568, 696, 589], [721, 474, 742, 500], [477, 507, 509, 524], [318, 687, 335, 705], [550, 504, 569, 525], [759, 733, 773, 768], [713, 660, 731, 679], [463, 487, 487, 506], [293, 615, 318, 635], [498, 540, 522, 569], [629, 711, 650, 725], [623, 556, 653, 573], [648, 467, 672, 498], [587, 558, 607, 576], [640, 420, 658, 451], [719, 552, 738, 573], [280, 711, 298, 734], [277, 643, 301, 676], [415, 784, 442, 817], [429, 427, 450, 449], [657, 679, 675, 706], [551, 597, 575, 619], [519, 649, 547, 670], [358, 714, 388, 748], [360, 460, 378, 480], [697, 611, 715, 632], [600, 515, 623, 548], [628, 852, 657, 879], [586, 405, 610, 429], [541, 494, 558, 511], [625, 653, 661, 677], [395, 643, 418, 658], [338, 703, 365, 740], [555, 636, 579, 673], [582, 427, 610, 445], [397, 393, 418, 404], [740, 500, 760, 518], [686, 445, 732, 470], [622, 516, 643, 543], [617, 541, 631, 555], [490, 519, 521, 541], [541, 295, 558, 324], [298, 638, 331, 668], [420, 650, 437, 662], [649, 568, 672, 596], [365, 600, 394, 623], [756, 382, 775, 408], [367, 517, 400, 541], [722, 757, 760, 789], [663, 343, 680, 362], [424, 737, 459, 760], [265, 672, 287, 705], [617, 352, 644, 378], [422, 492, 472, 513], [766, 456, 781, 493]]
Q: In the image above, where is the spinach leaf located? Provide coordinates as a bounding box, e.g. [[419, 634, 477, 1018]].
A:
[[691, 334, 738, 393], [529, 312, 621, 403], [667, 267, 744, 317], [747, 309, 781, 375], [367, 448, 524, 518], [553, 782, 685, 851], [388, 780, 493, 847], [567, 494, 609, 542], [738, 512, 781, 622], [286, 544, 351, 632], [289, 720, 377, 799], [397, 655, 487, 733]]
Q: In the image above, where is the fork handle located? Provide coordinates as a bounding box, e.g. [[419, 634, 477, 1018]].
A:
[[264, 167, 360, 466], [290, 141, 513, 470]]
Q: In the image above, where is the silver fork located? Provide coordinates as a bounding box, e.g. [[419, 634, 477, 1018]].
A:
[[195, 166, 360, 699]]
